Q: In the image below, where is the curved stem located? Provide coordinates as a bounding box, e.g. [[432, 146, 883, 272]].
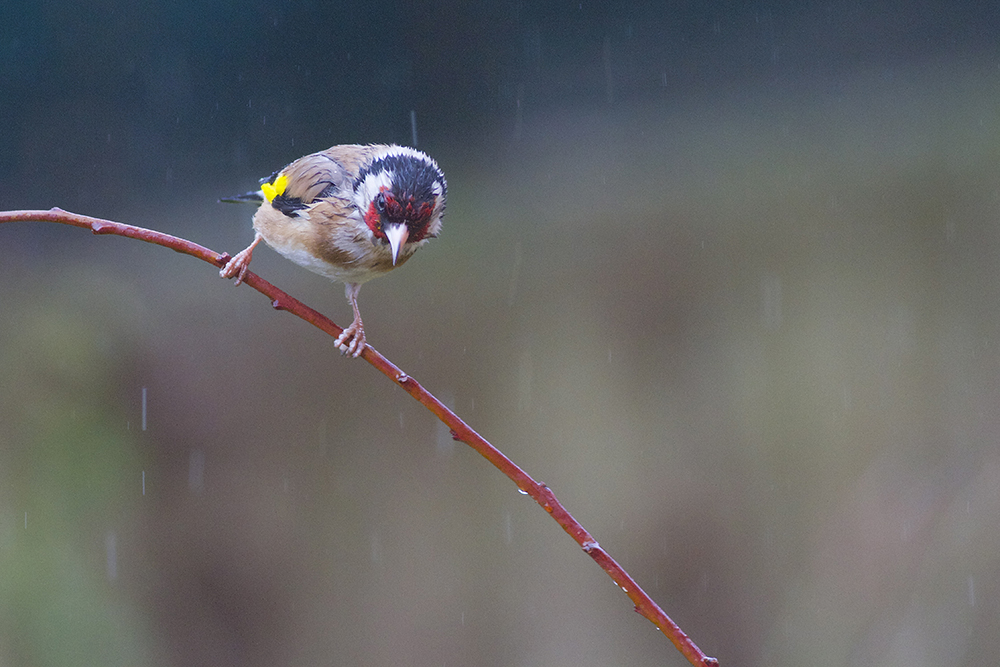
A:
[[0, 208, 718, 667]]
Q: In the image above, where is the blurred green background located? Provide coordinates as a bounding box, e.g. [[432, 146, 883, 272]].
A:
[[3, 2, 1000, 665]]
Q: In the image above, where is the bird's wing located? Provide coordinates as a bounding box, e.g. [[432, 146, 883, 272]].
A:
[[280, 147, 367, 203]]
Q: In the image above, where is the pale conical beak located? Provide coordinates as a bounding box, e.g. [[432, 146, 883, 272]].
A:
[[385, 223, 409, 265]]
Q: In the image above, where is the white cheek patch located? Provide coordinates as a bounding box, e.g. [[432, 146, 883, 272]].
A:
[[353, 169, 395, 211]]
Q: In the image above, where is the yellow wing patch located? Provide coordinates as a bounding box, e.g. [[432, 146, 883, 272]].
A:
[[261, 173, 289, 202]]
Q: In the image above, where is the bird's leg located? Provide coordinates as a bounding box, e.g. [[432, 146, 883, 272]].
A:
[[220, 231, 263, 286], [335, 282, 367, 358]]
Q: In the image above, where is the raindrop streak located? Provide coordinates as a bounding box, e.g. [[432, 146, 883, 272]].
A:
[[141, 387, 148, 431], [410, 110, 418, 146], [105, 531, 117, 582], [602, 36, 615, 103], [513, 84, 524, 142], [142, 470, 145, 496], [969, 576, 976, 606], [23, 512, 27, 529]]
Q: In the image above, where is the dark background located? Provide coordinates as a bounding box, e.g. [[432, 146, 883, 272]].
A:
[[3, 1, 1000, 665]]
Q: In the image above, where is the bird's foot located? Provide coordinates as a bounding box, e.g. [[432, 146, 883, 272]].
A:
[[335, 319, 367, 358], [220, 233, 262, 286], [220, 248, 253, 285]]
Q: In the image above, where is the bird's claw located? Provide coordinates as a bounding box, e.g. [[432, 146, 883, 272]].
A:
[[220, 251, 252, 285], [335, 322, 367, 358], [220, 235, 261, 286]]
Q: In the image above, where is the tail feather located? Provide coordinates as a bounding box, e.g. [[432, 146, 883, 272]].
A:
[[219, 191, 264, 205]]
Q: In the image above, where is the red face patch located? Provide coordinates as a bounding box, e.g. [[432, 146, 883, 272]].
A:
[[364, 188, 436, 242], [363, 198, 385, 239]]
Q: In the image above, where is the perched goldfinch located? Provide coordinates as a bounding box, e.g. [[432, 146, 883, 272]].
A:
[[220, 144, 447, 357]]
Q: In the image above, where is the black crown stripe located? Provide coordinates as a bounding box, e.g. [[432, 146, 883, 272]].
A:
[[354, 153, 446, 202]]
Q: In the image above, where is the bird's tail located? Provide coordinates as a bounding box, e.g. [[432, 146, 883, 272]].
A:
[[218, 191, 264, 205]]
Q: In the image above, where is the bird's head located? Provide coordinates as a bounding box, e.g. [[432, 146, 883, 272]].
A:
[[354, 146, 447, 265]]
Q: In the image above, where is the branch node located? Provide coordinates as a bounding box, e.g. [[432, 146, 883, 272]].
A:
[[271, 298, 285, 311], [537, 483, 555, 512], [395, 372, 410, 384], [582, 540, 600, 553]]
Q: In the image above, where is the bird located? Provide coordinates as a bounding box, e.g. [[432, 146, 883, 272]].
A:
[[219, 144, 447, 357]]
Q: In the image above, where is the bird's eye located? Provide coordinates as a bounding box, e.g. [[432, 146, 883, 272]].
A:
[[374, 192, 387, 213]]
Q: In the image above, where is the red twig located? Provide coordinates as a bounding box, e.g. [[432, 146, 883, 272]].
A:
[[0, 208, 718, 667]]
